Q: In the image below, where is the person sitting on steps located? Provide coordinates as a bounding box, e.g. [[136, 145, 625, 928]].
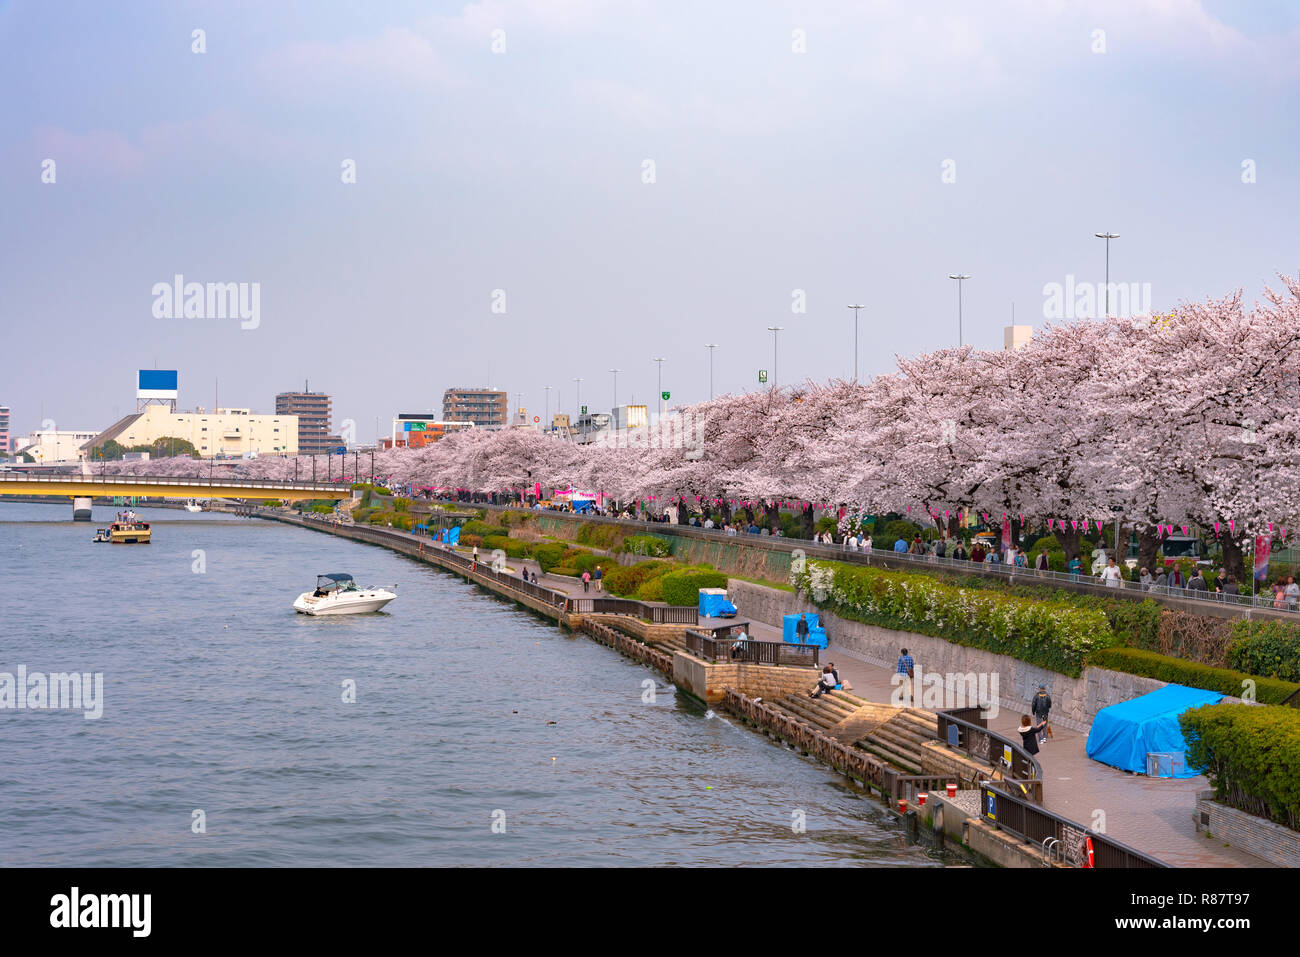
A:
[[810, 665, 837, 699]]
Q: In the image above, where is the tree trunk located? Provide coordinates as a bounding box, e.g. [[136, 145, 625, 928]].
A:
[[676, 496, 690, 525], [801, 504, 815, 539], [1216, 530, 1246, 585], [763, 501, 781, 533], [743, 506, 755, 527], [1054, 528, 1082, 561], [1137, 525, 1160, 576]]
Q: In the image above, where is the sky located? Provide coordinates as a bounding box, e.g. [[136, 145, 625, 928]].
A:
[[3, 0, 1299, 443]]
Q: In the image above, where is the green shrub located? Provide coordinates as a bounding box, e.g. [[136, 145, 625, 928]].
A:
[[1227, 620, 1300, 682], [604, 560, 672, 597], [560, 549, 603, 575], [530, 542, 568, 573], [621, 535, 673, 558], [459, 533, 483, 548], [792, 559, 1116, 676], [1088, 647, 1300, 704], [393, 497, 411, 513], [1181, 703, 1300, 830], [462, 521, 509, 539], [483, 534, 528, 559], [576, 524, 621, 549], [880, 520, 921, 544], [367, 511, 389, 524], [310, 503, 335, 514], [391, 513, 414, 531], [657, 568, 729, 606], [636, 577, 666, 602]]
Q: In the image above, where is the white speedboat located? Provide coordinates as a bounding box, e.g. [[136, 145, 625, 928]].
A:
[[293, 573, 396, 616], [184, 500, 203, 513]]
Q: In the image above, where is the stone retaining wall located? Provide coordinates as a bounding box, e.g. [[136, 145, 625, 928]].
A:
[[726, 579, 1170, 732], [1195, 791, 1300, 867], [672, 652, 819, 704]]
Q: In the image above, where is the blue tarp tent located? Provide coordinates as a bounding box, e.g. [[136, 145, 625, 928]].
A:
[[1085, 684, 1222, 777], [446, 526, 461, 546], [698, 588, 737, 617]]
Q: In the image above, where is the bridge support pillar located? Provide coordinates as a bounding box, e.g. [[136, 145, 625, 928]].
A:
[[73, 497, 93, 522]]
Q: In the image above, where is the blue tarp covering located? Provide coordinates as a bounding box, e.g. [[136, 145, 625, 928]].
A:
[[698, 591, 737, 617], [1085, 684, 1222, 777], [446, 526, 461, 545], [782, 613, 828, 649]]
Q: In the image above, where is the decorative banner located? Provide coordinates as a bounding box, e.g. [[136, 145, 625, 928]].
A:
[[1229, 520, 1235, 534], [1082, 519, 1090, 532], [944, 510, 950, 519], [1071, 520, 1077, 531], [1254, 535, 1271, 583], [1213, 522, 1220, 536], [1001, 521, 1011, 552], [1181, 525, 1189, 537], [1268, 522, 1275, 534]]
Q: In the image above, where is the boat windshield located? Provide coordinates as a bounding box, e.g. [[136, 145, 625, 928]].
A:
[[316, 573, 356, 592]]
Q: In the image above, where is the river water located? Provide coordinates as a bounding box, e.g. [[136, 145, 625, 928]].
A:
[[0, 502, 942, 867]]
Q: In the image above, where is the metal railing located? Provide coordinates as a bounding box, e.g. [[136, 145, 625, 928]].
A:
[[684, 629, 820, 667], [0, 472, 346, 493], [980, 783, 1168, 868], [935, 709, 1043, 802], [476, 503, 1299, 617], [564, 596, 696, 623]]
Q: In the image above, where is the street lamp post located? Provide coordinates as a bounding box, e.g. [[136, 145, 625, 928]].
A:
[[766, 326, 783, 387], [846, 304, 864, 380], [609, 368, 622, 431], [1095, 232, 1120, 317], [705, 344, 718, 399], [573, 377, 582, 418], [948, 274, 971, 347], [544, 385, 552, 431], [652, 357, 666, 419]]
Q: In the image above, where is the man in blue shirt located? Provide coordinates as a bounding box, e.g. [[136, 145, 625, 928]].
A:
[[893, 537, 909, 553], [897, 647, 915, 705]]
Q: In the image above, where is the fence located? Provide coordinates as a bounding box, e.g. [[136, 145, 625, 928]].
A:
[[936, 708, 1043, 802], [476, 503, 1300, 617], [564, 596, 696, 623], [684, 630, 820, 667], [980, 783, 1168, 868]]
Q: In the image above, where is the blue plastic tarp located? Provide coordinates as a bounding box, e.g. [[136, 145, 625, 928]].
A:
[[446, 526, 461, 545], [782, 613, 822, 644], [699, 592, 737, 617], [1085, 684, 1222, 776]]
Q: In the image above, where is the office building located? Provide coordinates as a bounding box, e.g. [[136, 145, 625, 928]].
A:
[[276, 387, 342, 454], [89, 405, 298, 458], [1004, 325, 1034, 351], [442, 388, 508, 428], [385, 414, 473, 450], [0, 405, 9, 454]]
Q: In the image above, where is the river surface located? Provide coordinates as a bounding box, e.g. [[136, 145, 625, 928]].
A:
[[0, 502, 943, 867]]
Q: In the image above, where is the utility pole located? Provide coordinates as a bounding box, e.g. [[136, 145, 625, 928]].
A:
[[652, 357, 666, 419], [705, 344, 718, 399], [766, 327, 783, 387], [948, 274, 971, 347], [1095, 232, 1120, 317]]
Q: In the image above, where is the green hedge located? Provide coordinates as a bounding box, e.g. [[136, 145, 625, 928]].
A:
[[604, 560, 672, 597], [636, 577, 666, 601], [1228, 620, 1300, 682], [462, 521, 509, 539], [658, 568, 728, 606], [1089, 647, 1300, 704], [575, 524, 621, 549], [792, 559, 1116, 676], [482, 534, 528, 559], [1181, 703, 1300, 831], [621, 534, 673, 557], [530, 542, 568, 573]]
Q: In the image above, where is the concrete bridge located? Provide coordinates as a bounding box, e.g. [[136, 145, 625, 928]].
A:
[[0, 472, 351, 520]]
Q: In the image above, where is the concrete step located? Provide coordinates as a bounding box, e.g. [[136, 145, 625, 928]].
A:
[[778, 696, 842, 730], [857, 739, 923, 774]]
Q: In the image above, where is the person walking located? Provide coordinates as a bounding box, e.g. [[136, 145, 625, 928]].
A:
[[1152, 566, 1168, 593], [581, 569, 591, 593], [1068, 554, 1083, 580], [1286, 575, 1299, 611], [1031, 684, 1052, 745], [795, 614, 811, 644], [1035, 550, 1050, 575], [1100, 557, 1123, 587], [594, 565, 603, 592], [1018, 715, 1047, 756], [896, 647, 915, 705], [1188, 569, 1208, 593], [1139, 567, 1153, 590]]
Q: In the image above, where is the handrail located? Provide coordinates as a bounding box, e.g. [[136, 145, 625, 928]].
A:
[[981, 783, 1168, 868], [0, 472, 346, 492], [473, 502, 1298, 617], [936, 708, 1042, 791], [684, 629, 820, 667]]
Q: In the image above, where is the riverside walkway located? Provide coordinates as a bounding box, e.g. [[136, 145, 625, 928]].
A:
[[253, 509, 1265, 867]]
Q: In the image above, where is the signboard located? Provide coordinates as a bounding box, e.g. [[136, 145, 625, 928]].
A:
[[985, 790, 997, 821], [1254, 535, 1271, 583], [533, 416, 540, 423], [661, 391, 670, 401], [137, 369, 178, 400], [581, 405, 588, 415], [758, 370, 768, 383], [1002, 745, 1013, 767]]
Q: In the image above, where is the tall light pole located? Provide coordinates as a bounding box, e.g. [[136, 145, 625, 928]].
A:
[[705, 343, 718, 399], [846, 304, 864, 380], [609, 368, 622, 431], [766, 326, 783, 387], [514, 392, 523, 425], [948, 274, 971, 347], [573, 377, 582, 418], [652, 357, 666, 420], [543, 385, 552, 431], [1095, 232, 1120, 317]]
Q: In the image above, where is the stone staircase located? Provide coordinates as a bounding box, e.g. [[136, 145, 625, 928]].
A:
[[767, 691, 939, 774]]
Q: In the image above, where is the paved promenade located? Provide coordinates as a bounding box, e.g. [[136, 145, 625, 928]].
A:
[[447, 541, 1264, 867]]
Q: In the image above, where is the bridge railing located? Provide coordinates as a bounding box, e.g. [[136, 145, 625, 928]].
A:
[[0, 473, 347, 493]]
